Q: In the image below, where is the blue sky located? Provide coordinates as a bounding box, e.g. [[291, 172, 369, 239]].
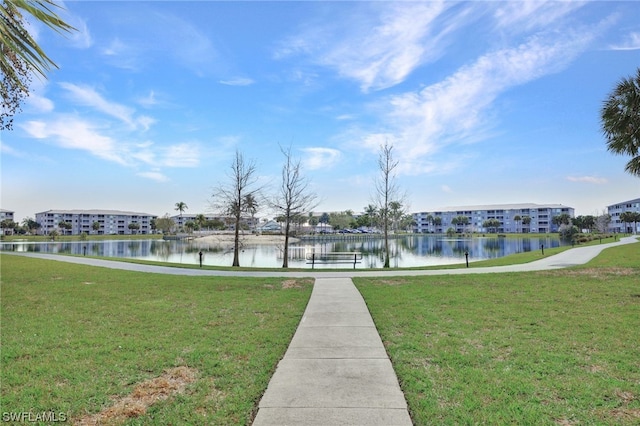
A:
[[2, 0, 640, 222]]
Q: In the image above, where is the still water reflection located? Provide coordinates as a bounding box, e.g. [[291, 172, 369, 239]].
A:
[[1, 235, 566, 268]]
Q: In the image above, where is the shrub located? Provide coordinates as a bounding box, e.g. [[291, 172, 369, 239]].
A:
[[558, 224, 579, 241]]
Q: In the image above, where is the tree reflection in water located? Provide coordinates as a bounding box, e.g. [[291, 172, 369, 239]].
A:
[[0, 235, 566, 268]]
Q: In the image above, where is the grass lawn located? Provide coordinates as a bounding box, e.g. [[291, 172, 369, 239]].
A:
[[354, 242, 640, 424], [0, 255, 312, 425], [2, 239, 638, 424]]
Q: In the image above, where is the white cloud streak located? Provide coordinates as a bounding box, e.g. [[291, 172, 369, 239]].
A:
[[320, 1, 454, 92], [276, 1, 465, 92], [22, 117, 129, 165], [219, 77, 255, 86], [58, 1, 92, 48], [360, 11, 606, 175], [59, 82, 155, 130], [20, 115, 201, 170], [26, 93, 54, 113], [137, 171, 169, 182], [493, 0, 585, 32], [302, 147, 342, 170], [1, 141, 28, 159], [609, 31, 640, 50], [137, 91, 159, 108], [99, 8, 218, 75], [566, 176, 608, 184], [68, 17, 93, 49], [161, 143, 200, 168]]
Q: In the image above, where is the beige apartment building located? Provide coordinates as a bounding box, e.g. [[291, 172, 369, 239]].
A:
[[413, 203, 575, 234], [35, 209, 157, 236]]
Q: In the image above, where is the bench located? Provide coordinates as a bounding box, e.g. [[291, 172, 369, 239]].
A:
[[306, 252, 363, 269]]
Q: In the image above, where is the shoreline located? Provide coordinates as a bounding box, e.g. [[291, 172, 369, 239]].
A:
[[195, 233, 300, 248]]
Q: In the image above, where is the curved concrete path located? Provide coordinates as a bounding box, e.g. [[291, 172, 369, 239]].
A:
[[3, 236, 637, 425]]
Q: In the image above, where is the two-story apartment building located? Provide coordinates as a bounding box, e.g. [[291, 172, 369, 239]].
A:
[[607, 197, 640, 233], [35, 209, 157, 236], [413, 203, 575, 234]]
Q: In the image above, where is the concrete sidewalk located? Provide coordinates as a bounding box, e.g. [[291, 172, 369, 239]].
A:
[[252, 277, 412, 426]]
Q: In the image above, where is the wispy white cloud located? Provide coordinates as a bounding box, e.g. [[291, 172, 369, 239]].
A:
[[99, 8, 218, 76], [1, 141, 27, 159], [276, 1, 464, 92], [21, 72, 54, 113], [130, 143, 156, 165], [441, 185, 452, 193], [137, 91, 159, 108], [301, 147, 341, 170], [219, 77, 255, 86], [26, 93, 54, 113], [21, 114, 200, 170], [137, 116, 156, 131], [137, 170, 169, 182], [22, 116, 129, 165], [60, 82, 133, 124], [59, 82, 154, 130], [363, 22, 603, 175], [102, 38, 142, 71], [161, 143, 200, 168], [68, 17, 93, 49], [130, 141, 201, 168], [493, 0, 585, 32], [322, 1, 455, 92], [159, 12, 218, 75], [609, 31, 640, 50], [566, 176, 608, 184], [58, 1, 92, 48]]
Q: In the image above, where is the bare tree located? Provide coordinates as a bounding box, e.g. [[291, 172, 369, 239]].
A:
[[212, 150, 261, 267], [270, 145, 318, 268], [374, 142, 403, 268], [595, 213, 611, 234]]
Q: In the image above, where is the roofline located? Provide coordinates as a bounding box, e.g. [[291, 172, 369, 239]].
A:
[[415, 203, 574, 213], [607, 197, 640, 207], [35, 209, 157, 216]]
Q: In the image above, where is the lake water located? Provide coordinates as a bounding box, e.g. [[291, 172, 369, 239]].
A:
[[1, 235, 566, 268]]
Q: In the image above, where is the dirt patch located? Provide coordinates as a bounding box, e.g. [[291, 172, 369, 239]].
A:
[[609, 408, 640, 420], [555, 419, 579, 426], [281, 279, 301, 289], [75, 366, 197, 425], [616, 390, 636, 404], [539, 267, 636, 279], [592, 390, 640, 422], [281, 278, 313, 289], [372, 278, 410, 286], [587, 364, 606, 373]]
